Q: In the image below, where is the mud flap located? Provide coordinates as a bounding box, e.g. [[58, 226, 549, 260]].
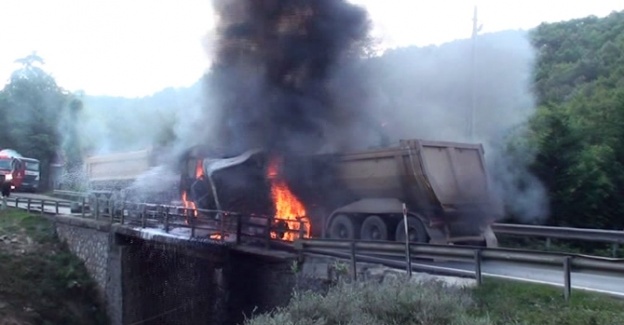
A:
[[482, 226, 498, 248]]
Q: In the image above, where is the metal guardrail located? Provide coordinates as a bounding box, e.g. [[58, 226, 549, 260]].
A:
[[492, 223, 623, 257], [492, 223, 624, 243], [3, 195, 309, 249], [293, 238, 624, 300]]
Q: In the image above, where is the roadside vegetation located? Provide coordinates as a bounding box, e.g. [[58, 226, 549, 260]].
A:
[[244, 277, 624, 325], [0, 209, 108, 325]]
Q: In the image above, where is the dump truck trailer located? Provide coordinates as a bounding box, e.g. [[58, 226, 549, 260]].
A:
[[180, 139, 502, 247], [81, 148, 178, 212]]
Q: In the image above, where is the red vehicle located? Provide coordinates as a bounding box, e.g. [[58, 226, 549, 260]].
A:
[[0, 154, 25, 197]]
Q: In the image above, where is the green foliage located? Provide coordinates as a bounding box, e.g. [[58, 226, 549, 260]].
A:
[[0, 209, 108, 324], [244, 278, 491, 325], [527, 11, 624, 229], [473, 279, 624, 325], [0, 52, 83, 190], [246, 277, 624, 325]]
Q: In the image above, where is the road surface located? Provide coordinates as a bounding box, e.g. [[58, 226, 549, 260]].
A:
[[414, 259, 624, 297]]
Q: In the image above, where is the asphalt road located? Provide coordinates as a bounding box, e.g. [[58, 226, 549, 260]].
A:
[[7, 192, 624, 298], [414, 259, 624, 297]]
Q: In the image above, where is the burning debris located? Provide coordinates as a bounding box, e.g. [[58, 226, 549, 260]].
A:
[[267, 156, 310, 241]]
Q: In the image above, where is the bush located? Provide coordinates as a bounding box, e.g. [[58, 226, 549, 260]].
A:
[[244, 277, 492, 325]]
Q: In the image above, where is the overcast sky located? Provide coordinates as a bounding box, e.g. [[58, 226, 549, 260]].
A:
[[1, 0, 623, 98]]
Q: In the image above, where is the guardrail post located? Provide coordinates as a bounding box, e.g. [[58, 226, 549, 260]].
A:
[[612, 243, 619, 258], [545, 237, 551, 251], [27, 198, 31, 213], [265, 217, 272, 250], [219, 212, 226, 243], [563, 256, 571, 301], [190, 210, 196, 238], [55, 201, 59, 215], [350, 241, 357, 282], [141, 205, 146, 228], [298, 218, 305, 240], [94, 198, 100, 220], [236, 214, 242, 245], [474, 249, 483, 286], [402, 203, 412, 278], [40, 200, 44, 215], [14, 197, 18, 209], [81, 197, 86, 218], [119, 201, 125, 224], [164, 208, 170, 233]]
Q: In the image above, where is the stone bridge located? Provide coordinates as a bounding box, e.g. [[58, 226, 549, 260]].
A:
[[53, 214, 326, 325]]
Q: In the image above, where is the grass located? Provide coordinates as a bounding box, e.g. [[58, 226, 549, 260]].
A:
[[244, 276, 624, 325], [473, 279, 624, 325], [0, 208, 108, 325]]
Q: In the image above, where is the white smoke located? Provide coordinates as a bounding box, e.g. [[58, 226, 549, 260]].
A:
[[361, 30, 549, 222]]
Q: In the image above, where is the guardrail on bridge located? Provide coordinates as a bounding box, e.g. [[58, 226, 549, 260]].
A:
[[3, 195, 309, 250]]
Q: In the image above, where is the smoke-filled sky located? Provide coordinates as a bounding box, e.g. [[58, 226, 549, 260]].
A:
[[0, 0, 622, 98]]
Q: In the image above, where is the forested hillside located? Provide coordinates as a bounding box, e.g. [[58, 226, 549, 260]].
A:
[[528, 10, 624, 229]]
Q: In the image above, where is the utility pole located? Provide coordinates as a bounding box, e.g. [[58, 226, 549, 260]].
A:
[[468, 6, 479, 140]]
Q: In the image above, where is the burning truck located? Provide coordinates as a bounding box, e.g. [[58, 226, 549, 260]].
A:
[[180, 139, 502, 247]]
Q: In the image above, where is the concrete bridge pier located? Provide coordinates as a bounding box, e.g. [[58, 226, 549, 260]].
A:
[[117, 234, 228, 325], [54, 216, 309, 325]]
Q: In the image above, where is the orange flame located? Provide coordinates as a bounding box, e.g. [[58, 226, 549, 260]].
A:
[[210, 233, 223, 240], [195, 160, 204, 178], [181, 191, 197, 220], [267, 157, 310, 241], [180, 159, 203, 219]]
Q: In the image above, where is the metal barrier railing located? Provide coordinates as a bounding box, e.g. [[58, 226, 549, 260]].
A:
[[4, 195, 310, 248], [293, 238, 624, 301]]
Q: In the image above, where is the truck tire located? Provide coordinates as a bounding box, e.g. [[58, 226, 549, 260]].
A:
[[360, 215, 388, 241], [328, 214, 357, 240], [395, 216, 428, 243], [1, 183, 10, 198]]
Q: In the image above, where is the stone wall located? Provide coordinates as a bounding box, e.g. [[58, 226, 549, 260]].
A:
[[120, 237, 225, 325], [53, 216, 123, 325], [54, 217, 111, 298]]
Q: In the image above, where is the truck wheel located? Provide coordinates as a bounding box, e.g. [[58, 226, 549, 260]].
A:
[[1, 184, 10, 198], [395, 216, 428, 243], [360, 215, 388, 241], [328, 214, 357, 240]]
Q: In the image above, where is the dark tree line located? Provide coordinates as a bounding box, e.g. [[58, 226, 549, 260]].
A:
[[0, 53, 82, 191]]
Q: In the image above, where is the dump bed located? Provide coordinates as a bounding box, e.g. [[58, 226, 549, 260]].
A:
[[418, 140, 490, 207], [333, 139, 495, 214], [86, 149, 154, 184]]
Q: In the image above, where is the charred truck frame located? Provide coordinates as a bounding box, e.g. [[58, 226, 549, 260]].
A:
[[180, 139, 502, 247]]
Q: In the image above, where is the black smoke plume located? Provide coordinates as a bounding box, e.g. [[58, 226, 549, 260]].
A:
[[208, 0, 375, 156]]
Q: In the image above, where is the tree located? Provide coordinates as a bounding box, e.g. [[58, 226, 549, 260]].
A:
[[0, 53, 78, 190]]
